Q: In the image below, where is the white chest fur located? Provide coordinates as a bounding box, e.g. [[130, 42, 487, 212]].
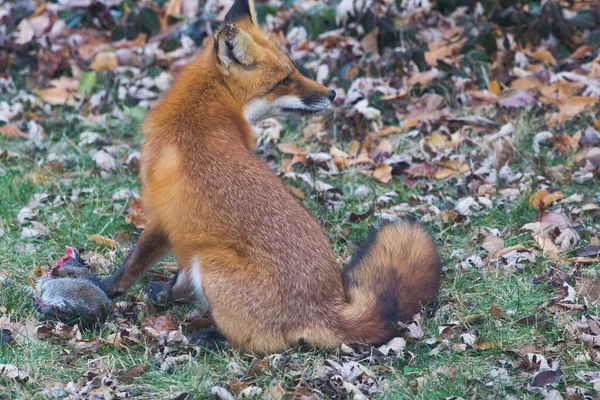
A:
[[189, 256, 209, 308]]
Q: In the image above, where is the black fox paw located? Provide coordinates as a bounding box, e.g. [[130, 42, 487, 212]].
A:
[[188, 330, 228, 350], [143, 281, 171, 304]]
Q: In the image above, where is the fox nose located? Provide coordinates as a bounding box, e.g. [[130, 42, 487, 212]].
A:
[[328, 89, 336, 102]]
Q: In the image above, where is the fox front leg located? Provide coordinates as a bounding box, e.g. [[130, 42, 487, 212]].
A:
[[99, 228, 169, 298]]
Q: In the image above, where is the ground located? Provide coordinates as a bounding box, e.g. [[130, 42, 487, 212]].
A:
[[1, 0, 600, 399]]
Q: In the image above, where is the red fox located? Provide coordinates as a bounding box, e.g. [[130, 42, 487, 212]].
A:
[[100, 0, 441, 354]]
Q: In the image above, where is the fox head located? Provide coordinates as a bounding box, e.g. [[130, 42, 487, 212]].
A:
[[213, 0, 336, 123]]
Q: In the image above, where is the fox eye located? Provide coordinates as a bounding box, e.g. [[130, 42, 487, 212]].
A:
[[278, 77, 292, 86]]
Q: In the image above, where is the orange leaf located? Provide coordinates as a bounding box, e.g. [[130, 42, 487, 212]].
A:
[[488, 80, 500, 96], [531, 49, 556, 65], [569, 45, 592, 60], [528, 189, 563, 209], [372, 164, 392, 183], [90, 52, 119, 72], [0, 124, 27, 139], [558, 97, 599, 123], [38, 87, 77, 106], [33, 266, 43, 277], [277, 143, 308, 155], [510, 77, 542, 90]]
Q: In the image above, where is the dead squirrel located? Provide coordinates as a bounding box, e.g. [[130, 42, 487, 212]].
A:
[[33, 247, 112, 328]]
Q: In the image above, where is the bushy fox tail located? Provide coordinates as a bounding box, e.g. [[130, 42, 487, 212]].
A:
[[340, 220, 441, 344]]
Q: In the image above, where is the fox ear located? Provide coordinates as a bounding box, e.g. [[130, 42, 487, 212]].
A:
[[225, 0, 257, 25], [214, 24, 259, 73]]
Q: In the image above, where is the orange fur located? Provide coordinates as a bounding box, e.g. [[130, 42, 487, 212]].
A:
[[100, 0, 441, 354]]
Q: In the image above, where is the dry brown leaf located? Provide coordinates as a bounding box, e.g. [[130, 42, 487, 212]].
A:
[[69, 338, 103, 354], [488, 304, 507, 319], [360, 27, 379, 59], [434, 159, 469, 179], [531, 49, 556, 65], [576, 277, 600, 306], [0, 124, 27, 139], [424, 39, 466, 66], [120, 364, 150, 384], [558, 97, 598, 123], [165, 0, 183, 17], [141, 310, 179, 333], [38, 87, 78, 106], [347, 140, 361, 158], [90, 52, 119, 72], [482, 236, 504, 255], [570, 45, 592, 59], [268, 381, 286, 400], [372, 164, 392, 184], [426, 132, 451, 149], [0, 364, 30, 382], [510, 77, 543, 90], [405, 163, 436, 178], [278, 143, 308, 156]]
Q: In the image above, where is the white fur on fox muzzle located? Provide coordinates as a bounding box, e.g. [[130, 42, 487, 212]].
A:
[[244, 96, 331, 123]]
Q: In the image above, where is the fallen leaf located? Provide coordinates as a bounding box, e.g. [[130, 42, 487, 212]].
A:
[[69, 338, 103, 354], [372, 164, 392, 183], [0, 364, 30, 382], [0, 124, 27, 139], [489, 304, 507, 319], [499, 90, 537, 108], [531, 50, 556, 65], [245, 359, 270, 378], [558, 97, 598, 123], [119, 364, 150, 384], [90, 52, 119, 72], [482, 236, 504, 255], [88, 235, 118, 249], [488, 80, 501, 95], [141, 310, 179, 333], [278, 143, 308, 156], [529, 189, 564, 209]]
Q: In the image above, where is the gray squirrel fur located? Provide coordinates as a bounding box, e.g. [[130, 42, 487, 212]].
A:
[[33, 247, 112, 327]]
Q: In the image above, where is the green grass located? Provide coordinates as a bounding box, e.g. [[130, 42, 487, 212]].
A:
[[1, 106, 599, 399]]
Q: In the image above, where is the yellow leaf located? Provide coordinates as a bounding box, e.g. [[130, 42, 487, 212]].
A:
[[528, 189, 563, 209], [90, 52, 119, 72], [531, 49, 556, 65], [88, 234, 118, 249], [426, 132, 451, 149]]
